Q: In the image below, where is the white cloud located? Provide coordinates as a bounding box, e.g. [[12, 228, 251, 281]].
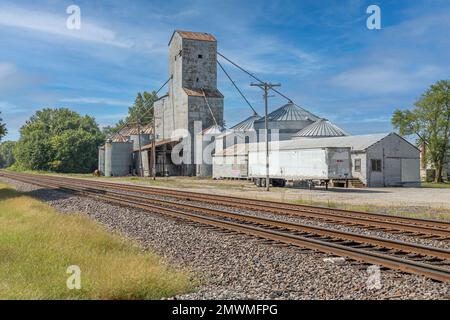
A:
[[97, 113, 128, 121], [0, 101, 28, 114], [0, 62, 38, 93], [337, 115, 392, 124], [329, 64, 442, 94], [0, 63, 17, 84], [0, 4, 132, 48], [60, 97, 131, 107], [221, 35, 322, 76]]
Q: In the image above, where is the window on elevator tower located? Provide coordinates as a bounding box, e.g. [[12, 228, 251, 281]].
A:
[[198, 54, 203, 59]]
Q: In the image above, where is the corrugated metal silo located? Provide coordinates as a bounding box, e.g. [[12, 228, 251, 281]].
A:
[[292, 118, 349, 138], [104, 140, 133, 177], [253, 102, 319, 140], [98, 146, 105, 174]]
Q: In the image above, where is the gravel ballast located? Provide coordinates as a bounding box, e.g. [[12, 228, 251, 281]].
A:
[[2, 177, 450, 300]]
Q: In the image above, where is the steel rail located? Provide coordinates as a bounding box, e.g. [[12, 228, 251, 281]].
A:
[[28, 172, 450, 229], [3, 172, 449, 238], [2, 172, 450, 282], [88, 188, 450, 260]]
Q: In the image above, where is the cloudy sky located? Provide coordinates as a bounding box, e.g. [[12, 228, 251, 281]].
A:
[[0, 0, 449, 140]]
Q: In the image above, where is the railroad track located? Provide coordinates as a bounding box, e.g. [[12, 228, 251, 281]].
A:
[[1, 171, 450, 283], [4, 171, 450, 239]]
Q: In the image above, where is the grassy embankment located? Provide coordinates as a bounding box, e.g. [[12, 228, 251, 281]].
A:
[[421, 182, 450, 189], [0, 182, 192, 299]]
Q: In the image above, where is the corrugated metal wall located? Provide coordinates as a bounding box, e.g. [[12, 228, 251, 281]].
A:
[[104, 141, 133, 177], [213, 155, 249, 179], [98, 146, 105, 174]]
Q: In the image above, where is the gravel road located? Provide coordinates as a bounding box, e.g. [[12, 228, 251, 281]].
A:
[[2, 177, 449, 300]]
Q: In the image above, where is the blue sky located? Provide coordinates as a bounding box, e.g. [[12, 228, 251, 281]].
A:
[[0, 0, 449, 141]]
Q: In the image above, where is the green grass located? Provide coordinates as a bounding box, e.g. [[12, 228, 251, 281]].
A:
[[0, 182, 192, 300], [421, 182, 450, 189]]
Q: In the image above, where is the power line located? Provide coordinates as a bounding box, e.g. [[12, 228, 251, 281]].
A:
[[217, 60, 258, 115], [201, 89, 219, 127], [107, 76, 172, 140], [105, 76, 171, 178], [217, 52, 293, 103]]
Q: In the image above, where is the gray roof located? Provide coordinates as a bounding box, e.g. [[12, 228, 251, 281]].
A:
[[255, 102, 319, 123], [290, 133, 391, 151], [230, 114, 261, 131], [215, 133, 396, 156], [198, 124, 224, 135], [293, 118, 349, 138]]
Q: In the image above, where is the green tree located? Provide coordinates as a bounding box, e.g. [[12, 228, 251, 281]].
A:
[[0, 141, 17, 168], [392, 80, 450, 182], [101, 125, 121, 138], [104, 92, 158, 137], [14, 108, 104, 173], [125, 91, 158, 125], [50, 129, 101, 172], [0, 112, 7, 141]]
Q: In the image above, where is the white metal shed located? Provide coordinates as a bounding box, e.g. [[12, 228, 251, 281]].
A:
[[292, 133, 420, 187]]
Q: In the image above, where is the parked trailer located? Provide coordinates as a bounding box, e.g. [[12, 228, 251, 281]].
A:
[[212, 142, 252, 179], [248, 147, 352, 188], [212, 154, 249, 179]]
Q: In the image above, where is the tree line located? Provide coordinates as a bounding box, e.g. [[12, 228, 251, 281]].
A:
[[0, 91, 158, 173]]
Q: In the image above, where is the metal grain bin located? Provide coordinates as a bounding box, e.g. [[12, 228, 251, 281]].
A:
[[98, 146, 105, 175], [254, 102, 319, 140], [104, 141, 133, 177]]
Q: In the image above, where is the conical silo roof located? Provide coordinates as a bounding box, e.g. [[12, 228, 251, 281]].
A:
[[230, 113, 261, 131], [255, 102, 319, 123], [293, 118, 349, 138], [199, 124, 224, 135]]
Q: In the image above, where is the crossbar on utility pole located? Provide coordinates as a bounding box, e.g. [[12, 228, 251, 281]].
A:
[[251, 82, 281, 191]]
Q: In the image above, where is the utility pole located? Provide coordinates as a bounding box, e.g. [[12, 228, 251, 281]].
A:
[[151, 115, 162, 180], [137, 121, 144, 177], [152, 118, 156, 180], [162, 102, 166, 177], [251, 82, 281, 191]]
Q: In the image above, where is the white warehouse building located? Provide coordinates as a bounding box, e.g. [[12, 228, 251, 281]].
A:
[[214, 132, 420, 187], [291, 132, 420, 187]]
